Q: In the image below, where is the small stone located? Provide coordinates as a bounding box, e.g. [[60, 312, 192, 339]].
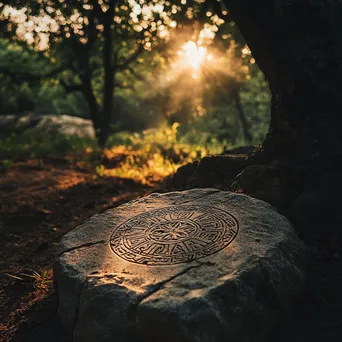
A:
[[54, 188, 306, 342]]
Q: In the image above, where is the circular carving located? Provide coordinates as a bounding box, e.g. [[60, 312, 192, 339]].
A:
[[147, 219, 199, 243], [109, 205, 239, 266]]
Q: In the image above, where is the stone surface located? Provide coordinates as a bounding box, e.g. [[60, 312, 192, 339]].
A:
[[54, 188, 306, 342], [0, 114, 95, 139]]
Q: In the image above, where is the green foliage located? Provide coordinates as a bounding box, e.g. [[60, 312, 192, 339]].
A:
[[106, 131, 136, 147], [240, 68, 271, 143], [103, 123, 220, 184], [0, 159, 12, 172], [0, 40, 37, 114], [36, 82, 89, 116], [0, 128, 96, 160], [95, 164, 106, 177], [178, 109, 240, 148], [0, 120, 258, 185], [0, 0, 192, 144], [0, 123, 224, 160], [107, 123, 223, 157], [0, 0, 271, 147], [0, 39, 89, 116]]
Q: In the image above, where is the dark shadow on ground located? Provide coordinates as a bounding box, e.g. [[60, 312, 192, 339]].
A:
[[12, 293, 62, 342], [0, 159, 157, 342]]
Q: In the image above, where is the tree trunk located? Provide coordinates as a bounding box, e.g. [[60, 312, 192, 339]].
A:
[[98, 5, 115, 148], [222, 0, 342, 179], [81, 73, 101, 141], [232, 88, 253, 143]]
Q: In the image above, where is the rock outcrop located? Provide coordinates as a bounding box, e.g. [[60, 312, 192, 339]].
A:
[[54, 188, 306, 342], [0, 114, 95, 139]]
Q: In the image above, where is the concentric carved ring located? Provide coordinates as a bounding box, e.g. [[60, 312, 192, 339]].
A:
[[110, 204, 239, 266]]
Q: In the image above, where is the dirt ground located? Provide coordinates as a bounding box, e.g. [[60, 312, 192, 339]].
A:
[[1, 158, 342, 342], [0, 158, 159, 342]]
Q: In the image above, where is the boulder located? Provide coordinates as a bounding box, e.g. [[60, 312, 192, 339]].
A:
[[171, 155, 249, 189], [231, 163, 294, 210], [0, 114, 95, 139], [54, 188, 306, 342]]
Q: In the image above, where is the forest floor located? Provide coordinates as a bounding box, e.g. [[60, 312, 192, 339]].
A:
[[0, 157, 342, 342], [0, 157, 163, 342]]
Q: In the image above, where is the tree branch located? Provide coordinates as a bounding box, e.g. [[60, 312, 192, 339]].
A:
[[116, 44, 144, 70], [126, 66, 147, 83]]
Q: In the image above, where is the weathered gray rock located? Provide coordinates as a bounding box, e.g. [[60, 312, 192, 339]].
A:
[[0, 114, 95, 139], [54, 188, 306, 342]]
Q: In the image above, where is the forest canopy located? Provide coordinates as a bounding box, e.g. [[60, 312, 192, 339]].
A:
[[0, 0, 271, 148]]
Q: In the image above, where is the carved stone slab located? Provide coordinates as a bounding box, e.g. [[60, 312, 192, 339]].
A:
[[54, 189, 306, 342]]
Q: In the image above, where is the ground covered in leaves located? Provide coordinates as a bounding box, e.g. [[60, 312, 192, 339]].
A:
[[1, 155, 342, 342]]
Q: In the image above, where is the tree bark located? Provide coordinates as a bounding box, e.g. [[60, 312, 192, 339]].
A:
[[98, 5, 115, 148], [222, 0, 342, 177], [80, 73, 101, 132]]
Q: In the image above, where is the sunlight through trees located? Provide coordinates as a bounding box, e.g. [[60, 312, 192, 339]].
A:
[[0, 0, 270, 148]]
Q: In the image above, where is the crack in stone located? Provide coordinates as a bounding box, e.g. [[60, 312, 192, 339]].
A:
[[66, 243, 214, 339], [122, 262, 207, 324], [71, 279, 87, 342], [195, 260, 217, 266], [69, 264, 207, 340], [57, 240, 107, 257], [137, 262, 204, 304]]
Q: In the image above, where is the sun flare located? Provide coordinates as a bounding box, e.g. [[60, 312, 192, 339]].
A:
[[178, 41, 207, 70]]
